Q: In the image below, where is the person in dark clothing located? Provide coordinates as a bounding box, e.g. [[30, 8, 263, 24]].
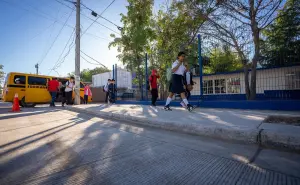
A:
[[47, 78, 59, 107], [164, 52, 194, 112], [181, 64, 193, 107], [108, 79, 117, 103], [149, 69, 160, 106]]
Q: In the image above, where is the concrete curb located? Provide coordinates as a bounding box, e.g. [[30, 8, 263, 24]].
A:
[[260, 129, 300, 152], [65, 106, 258, 143], [65, 106, 300, 152]]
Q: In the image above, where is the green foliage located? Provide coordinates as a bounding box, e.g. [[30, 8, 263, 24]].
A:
[[261, 0, 300, 67], [109, 0, 155, 89], [68, 67, 110, 82], [203, 46, 243, 74]]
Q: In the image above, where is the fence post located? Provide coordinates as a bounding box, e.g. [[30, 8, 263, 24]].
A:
[[115, 63, 117, 90], [198, 34, 203, 98], [112, 65, 115, 80], [145, 53, 148, 101]]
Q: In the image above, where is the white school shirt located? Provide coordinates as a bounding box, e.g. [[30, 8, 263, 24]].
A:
[[65, 81, 74, 92], [171, 60, 186, 76]]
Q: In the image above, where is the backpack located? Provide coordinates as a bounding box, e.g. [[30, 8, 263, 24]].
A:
[[103, 84, 108, 92], [184, 71, 194, 85], [166, 67, 172, 82]]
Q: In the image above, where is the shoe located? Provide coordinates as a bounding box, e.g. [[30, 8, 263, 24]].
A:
[[62, 104, 65, 107], [164, 105, 172, 111], [151, 103, 156, 107], [180, 102, 186, 108], [187, 104, 194, 112]]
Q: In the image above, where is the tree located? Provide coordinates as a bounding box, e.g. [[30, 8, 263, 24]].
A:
[[260, 0, 300, 67], [109, 0, 155, 92], [196, 0, 285, 99], [68, 67, 110, 82], [204, 46, 243, 74]]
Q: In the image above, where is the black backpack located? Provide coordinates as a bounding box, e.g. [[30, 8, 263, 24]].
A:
[[184, 71, 194, 85]]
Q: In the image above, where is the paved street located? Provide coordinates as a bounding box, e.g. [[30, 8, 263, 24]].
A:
[[0, 104, 300, 185]]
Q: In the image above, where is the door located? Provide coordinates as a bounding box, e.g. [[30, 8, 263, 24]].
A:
[[26, 76, 51, 103]]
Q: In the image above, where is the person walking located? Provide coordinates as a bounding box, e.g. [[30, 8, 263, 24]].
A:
[[104, 79, 110, 103], [180, 63, 194, 108], [47, 78, 59, 107], [164, 51, 194, 112], [149, 69, 160, 106], [84, 84, 92, 104], [63, 77, 75, 107]]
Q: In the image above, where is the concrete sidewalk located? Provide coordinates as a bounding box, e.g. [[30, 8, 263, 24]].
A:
[[66, 104, 300, 151]]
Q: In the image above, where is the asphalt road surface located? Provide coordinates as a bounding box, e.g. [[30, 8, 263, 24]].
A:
[[0, 103, 300, 185]]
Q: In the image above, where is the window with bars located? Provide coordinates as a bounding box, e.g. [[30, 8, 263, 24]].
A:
[[286, 71, 300, 90], [227, 78, 241, 93], [214, 79, 226, 94], [203, 80, 213, 94]]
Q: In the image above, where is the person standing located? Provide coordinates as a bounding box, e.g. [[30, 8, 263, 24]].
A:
[[164, 51, 194, 112], [63, 77, 75, 107], [104, 79, 110, 103], [108, 79, 117, 103], [149, 69, 160, 106], [84, 84, 92, 104], [47, 78, 59, 107]]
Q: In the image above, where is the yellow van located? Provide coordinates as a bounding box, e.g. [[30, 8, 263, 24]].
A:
[[2, 72, 91, 107]]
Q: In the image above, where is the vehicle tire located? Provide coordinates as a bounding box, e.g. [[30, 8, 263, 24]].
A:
[[20, 97, 36, 107]]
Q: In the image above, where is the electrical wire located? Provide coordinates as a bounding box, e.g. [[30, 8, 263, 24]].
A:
[[80, 50, 108, 68], [54, 0, 120, 36], [80, 55, 99, 65], [38, 8, 75, 65]]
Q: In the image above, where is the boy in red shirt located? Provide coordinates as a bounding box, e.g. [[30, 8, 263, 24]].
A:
[[48, 78, 59, 107], [149, 69, 160, 106]]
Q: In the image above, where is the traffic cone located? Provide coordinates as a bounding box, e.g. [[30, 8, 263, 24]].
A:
[[12, 93, 21, 112]]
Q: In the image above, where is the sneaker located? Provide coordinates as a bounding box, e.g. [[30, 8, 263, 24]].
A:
[[180, 102, 186, 108], [151, 103, 156, 107], [164, 105, 172, 111], [187, 104, 194, 112]]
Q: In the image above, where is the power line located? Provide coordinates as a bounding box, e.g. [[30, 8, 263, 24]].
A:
[[54, 0, 120, 35], [39, 8, 75, 65], [81, 0, 117, 36], [0, 0, 75, 30], [80, 2, 121, 29], [80, 50, 108, 68], [49, 28, 76, 75], [80, 55, 99, 65]]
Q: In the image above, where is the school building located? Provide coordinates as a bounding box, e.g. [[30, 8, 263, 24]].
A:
[[190, 65, 300, 100]]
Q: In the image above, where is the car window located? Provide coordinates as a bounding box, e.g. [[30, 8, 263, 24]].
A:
[[14, 75, 26, 85], [28, 76, 47, 85]]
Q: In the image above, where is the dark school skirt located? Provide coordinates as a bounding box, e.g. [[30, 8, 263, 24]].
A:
[[170, 74, 185, 94]]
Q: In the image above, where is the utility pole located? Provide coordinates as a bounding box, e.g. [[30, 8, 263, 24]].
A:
[[74, 0, 81, 105], [35, 64, 39, 75]]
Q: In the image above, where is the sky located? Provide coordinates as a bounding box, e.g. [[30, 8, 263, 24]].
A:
[[0, 0, 166, 77]]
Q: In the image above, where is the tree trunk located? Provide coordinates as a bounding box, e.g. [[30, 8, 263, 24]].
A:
[[243, 65, 251, 100]]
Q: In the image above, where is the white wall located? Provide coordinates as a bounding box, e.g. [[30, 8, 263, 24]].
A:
[[190, 66, 300, 95], [92, 68, 132, 89]]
